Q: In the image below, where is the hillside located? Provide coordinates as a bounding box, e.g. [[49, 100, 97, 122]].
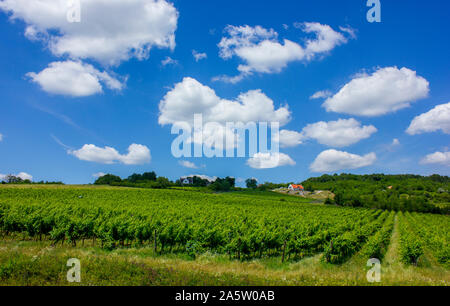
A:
[[301, 174, 450, 214]]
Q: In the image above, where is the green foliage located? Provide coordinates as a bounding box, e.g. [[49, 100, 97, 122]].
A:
[[4, 176, 27, 184], [256, 182, 289, 191], [0, 175, 62, 185], [94, 172, 175, 189], [323, 211, 388, 264], [128, 172, 157, 183], [246, 178, 258, 189], [406, 212, 449, 267], [302, 173, 449, 214], [362, 211, 395, 260], [185, 240, 204, 259], [191, 176, 211, 187], [210, 177, 235, 192], [94, 174, 122, 185], [398, 212, 424, 265], [324, 198, 334, 205]]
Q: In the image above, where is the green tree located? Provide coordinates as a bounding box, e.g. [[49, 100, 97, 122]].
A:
[[142, 172, 157, 181], [245, 178, 257, 189], [5, 175, 24, 184], [94, 174, 122, 185]]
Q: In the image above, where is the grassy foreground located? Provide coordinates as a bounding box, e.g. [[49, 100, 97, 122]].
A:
[[1, 231, 448, 286]]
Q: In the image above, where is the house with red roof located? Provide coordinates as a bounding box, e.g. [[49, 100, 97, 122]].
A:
[[288, 184, 304, 193]]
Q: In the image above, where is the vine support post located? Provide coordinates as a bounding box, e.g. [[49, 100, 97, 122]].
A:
[[282, 240, 287, 263], [154, 229, 157, 254], [237, 237, 241, 260]]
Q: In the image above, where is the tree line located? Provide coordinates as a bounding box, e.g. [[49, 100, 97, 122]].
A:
[[94, 172, 237, 192], [0, 175, 63, 185]]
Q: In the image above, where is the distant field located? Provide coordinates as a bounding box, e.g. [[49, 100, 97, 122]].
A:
[[0, 185, 448, 286]]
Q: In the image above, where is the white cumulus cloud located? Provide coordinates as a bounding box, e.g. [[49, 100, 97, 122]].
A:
[[301, 118, 377, 147], [0, 0, 179, 66], [216, 23, 351, 82], [69, 143, 151, 165], [275, 130, 303, 148], [26, 60, 124, 97], [247, 152, 295, 169], [323, 67, 429, 116], [406, 102, 450, 135], [159, 77, 291, 149], [159, 77, 290, 125], [420, 151, 450, 166], [310, 149, 376, 172]]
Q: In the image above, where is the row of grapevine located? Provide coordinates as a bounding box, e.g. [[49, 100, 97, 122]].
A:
[[322, 210, 389, 264], [398, 212, 424, 265], [406, 212, 449, 266], [361, 211, 396, 260], [285, 210, 383, 261]]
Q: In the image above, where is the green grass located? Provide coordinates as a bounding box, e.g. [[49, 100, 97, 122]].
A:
[[1, 237, 448, 286]]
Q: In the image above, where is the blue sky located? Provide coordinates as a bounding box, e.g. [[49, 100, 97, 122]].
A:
[[0, 0, 449, 185]]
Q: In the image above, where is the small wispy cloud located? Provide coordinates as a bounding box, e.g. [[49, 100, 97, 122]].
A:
[[161, 56, 178, 66], [179, 160, 200, 169], [51, 134, 73, 150], [31, 102, 106, 144], [339, 26, 357, 39], [31, 103, 79, 129], [192, 50, 207, 62], [310, 90, 332, 100]]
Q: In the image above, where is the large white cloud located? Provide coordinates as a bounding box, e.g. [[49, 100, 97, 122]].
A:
[[215, 23, 351, 82], [301, 118, 377, 147], [0, 172, 33, 181], [406, 102, 450, 135], [159, 77, 291, 125], [69, 143, 151, 165], [323, 67, 429, 116], [420, 151, 450, 166], [159, 77, 291, 149], [310, 149, 376, 172], [26, 60, 124, 97], [0, 0, 178, 66], [247, 152, 295, 169]]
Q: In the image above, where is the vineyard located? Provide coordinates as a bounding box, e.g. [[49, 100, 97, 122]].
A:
[[0, 185, 449, 285]]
